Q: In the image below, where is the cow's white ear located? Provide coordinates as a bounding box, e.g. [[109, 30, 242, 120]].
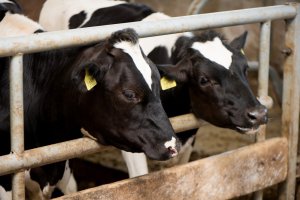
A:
[[230, 31, 248, 50]]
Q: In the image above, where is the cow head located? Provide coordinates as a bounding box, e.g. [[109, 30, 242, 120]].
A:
[[72, 29, 180, 160], [159, 30, 268, 134]]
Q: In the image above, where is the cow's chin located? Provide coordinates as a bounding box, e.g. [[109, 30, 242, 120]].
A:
[[235, 125, 261, 135]]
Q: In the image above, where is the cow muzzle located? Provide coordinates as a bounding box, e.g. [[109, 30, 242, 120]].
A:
[[236, 105, 268, 135], [143, 137, 181, 161]]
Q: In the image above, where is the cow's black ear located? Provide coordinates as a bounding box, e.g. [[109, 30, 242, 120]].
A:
[[230, 31, 248, 50], [157, 58, 192, 83], [0, 4, 7, 21], [72, 62, 110, 93]]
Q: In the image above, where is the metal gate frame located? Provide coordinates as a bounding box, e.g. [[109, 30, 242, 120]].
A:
[[0, 3, 299, 200]]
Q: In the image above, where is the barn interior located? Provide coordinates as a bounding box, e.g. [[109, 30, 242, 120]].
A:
[[3, 0, 300, 199]]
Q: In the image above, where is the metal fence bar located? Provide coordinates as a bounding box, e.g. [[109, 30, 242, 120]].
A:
[[278, 3, 300, 200], [187, 0, 209, 15], [253, 20, 271, 200], [9, 54, 25, 200], [0, 114, 198, 176], [0, 5, 296, 57]]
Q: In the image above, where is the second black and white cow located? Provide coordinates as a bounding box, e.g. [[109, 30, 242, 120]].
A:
[[0, 9, 180, 198], [39, 0, 268, 178], [0, 0, 44, 37]]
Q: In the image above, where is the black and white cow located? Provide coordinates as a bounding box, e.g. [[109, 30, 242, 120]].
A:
[[0, 0, 44, 37], [39, 0, 268, 178], [0, 6, 180, 198]]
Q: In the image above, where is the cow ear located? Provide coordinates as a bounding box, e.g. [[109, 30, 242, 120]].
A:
[[72, 62, 110, 93], [0, 4, 7, 21], [157, 58, 192, 83], [230, 31, 248, 50]]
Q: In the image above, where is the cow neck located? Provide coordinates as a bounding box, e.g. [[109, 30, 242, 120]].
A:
[[160, 82, 191, 118], [23, 48, 84, 145]]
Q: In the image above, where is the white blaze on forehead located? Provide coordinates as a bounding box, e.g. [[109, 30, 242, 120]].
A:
[[114, 41, 153, 90], [164, 136, 177, 149], [192, 37, 233, 69]]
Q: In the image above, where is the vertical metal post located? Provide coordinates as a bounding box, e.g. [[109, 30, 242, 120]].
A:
[[9, 54, 25, 200], [187, 0, 209, 15], [256, 20, 271, 142], [253, 20, 271, 200], [279, 3, 300, 200]]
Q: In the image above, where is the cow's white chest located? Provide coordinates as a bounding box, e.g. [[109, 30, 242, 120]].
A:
[[114, 41, 153, 90], [191, 37, 233, 69]]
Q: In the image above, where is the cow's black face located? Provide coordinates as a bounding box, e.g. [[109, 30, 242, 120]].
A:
[[72, 29, 180, 160], [160, 31, 268, 134]]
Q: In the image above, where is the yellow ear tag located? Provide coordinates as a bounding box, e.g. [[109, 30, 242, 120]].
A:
[[160, 76, 177, 90], [84, 68, 97, 91], [241, 49, 245, 55]]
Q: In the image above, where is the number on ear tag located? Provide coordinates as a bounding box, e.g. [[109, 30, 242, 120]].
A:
[[84, 68, 97, 91], [160, 76, 177, 90]]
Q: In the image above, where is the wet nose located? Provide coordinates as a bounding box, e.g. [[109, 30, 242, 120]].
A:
[[246, 105, 268, 125], [167, 146, 178, 157], [164, 137, 180, 158]]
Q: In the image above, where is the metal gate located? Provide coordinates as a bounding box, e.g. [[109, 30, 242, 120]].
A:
[[0, 3, 299, 200]]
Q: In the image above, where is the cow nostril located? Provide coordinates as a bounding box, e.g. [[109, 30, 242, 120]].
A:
[[247, 112, 257, 121], [167, 146, 178, 157], [247, 107, 268, 124]]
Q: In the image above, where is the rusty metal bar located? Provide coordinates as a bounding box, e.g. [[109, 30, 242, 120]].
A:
[[278, 3, 300, 200], [187, 0, 209, 15], [169, 113, 203, 133], [53, 138, 288, 200], [256, 20, 271, 142], [0, 138, 106, 176], [254, 20, 271, 200], [0, 114, 198, 176], [9, 54, 25, 200], [0, 5, 296, 57]]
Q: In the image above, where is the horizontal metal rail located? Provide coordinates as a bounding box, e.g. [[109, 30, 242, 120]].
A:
[[0, 114, 199, 176], [0, 5, 296, 57], [54, 138, 288, 200]]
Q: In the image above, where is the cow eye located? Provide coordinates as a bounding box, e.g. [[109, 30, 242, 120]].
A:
[[199, 76, 209, 86], [122, 90, 140, 103], [244, 67, 249, 76]]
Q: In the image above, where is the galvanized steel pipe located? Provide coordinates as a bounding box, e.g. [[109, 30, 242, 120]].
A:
[[0, 5, 296, 57], [254, 20, 272, 200], [256, 20, 271, 143], [0, 114, 199, 176], [279, 3, 300, 200], [9, 54, 25, 200]]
